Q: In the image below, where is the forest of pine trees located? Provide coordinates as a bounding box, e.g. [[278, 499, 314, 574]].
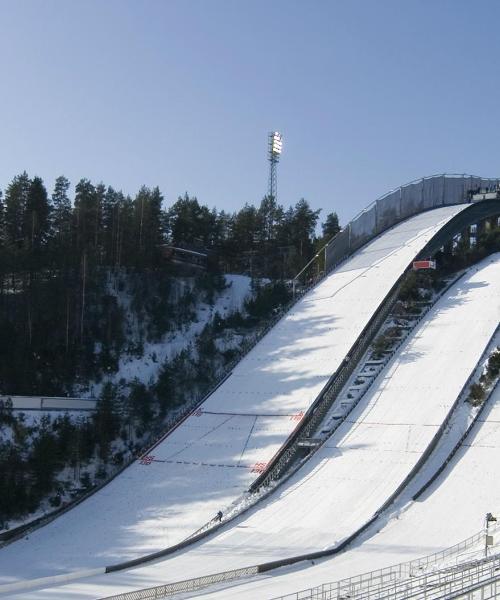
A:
[[0, 172, 342, 525], [0, 171, 339, 396]]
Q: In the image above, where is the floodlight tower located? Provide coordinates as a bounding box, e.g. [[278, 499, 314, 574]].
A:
[[268, 131, 283, 200]]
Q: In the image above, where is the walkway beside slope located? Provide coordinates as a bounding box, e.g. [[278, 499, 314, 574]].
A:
[[17, 253, 500, 600]]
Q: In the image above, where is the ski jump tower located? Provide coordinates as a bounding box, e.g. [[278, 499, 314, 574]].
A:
[[268, 131, 283, 200]]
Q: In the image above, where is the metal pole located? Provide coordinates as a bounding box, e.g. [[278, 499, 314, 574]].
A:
[[486, 514, 489, 558]]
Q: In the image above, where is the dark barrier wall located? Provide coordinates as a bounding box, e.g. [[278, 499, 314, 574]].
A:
[[325, 174, 499, 272]]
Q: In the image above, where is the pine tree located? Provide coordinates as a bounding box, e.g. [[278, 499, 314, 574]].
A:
[[94, 382, 120, 462], [289, 198, 321, 258], [257, 195, 284, 243], [74, 178, 97, 252], [132, 186, 164, 267], [322, 212, 340, 240], [230, 204, 259, 250], [25, 176, 50, 250], [51, 176, 72, 240], [4, 172, 30, 247]]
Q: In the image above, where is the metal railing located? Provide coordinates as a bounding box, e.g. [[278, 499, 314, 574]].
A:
[[270, 530, 497, 600], [319, 173, 500, 277], [100, 565, 259, 600], [450, 573, 500, 599], [344, 555, 500, 600]]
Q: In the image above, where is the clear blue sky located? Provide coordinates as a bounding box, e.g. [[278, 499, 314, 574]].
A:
[[0, 0, 499, 225]]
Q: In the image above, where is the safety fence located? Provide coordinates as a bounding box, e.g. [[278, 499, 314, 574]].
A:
[[323, 174, 499, 274]]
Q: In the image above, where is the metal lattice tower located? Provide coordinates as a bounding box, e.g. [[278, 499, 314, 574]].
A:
[[268, 132, 283, 199]]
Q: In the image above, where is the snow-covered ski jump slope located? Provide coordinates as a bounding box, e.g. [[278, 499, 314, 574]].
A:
[[24, 252, 499, 600], [0, 205, 467, 586], [196, 255, 500, 600]]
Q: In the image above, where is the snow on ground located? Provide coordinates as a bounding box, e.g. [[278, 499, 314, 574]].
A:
[[15, 252, 500, 600], [0, 205, 467, 591], [90, 274, 254, 394], [203, 367, 500, 600]]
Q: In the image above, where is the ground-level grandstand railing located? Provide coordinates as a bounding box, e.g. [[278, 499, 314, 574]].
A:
[[331, 554, 500, 600], [270, 532, 498, 600], [450, 573, 500, 599], [99, 528, 491, 600]]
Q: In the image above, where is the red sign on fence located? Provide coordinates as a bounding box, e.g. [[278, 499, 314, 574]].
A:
[[413, 260, 436, 271], [140, 455, 155, 465]]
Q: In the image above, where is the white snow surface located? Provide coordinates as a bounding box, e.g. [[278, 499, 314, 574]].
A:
[[15, 252, 500, 600], [0, 205, 467, 589]]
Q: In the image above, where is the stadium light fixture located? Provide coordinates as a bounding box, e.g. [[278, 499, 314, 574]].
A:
[[268, 131, 283, 201]]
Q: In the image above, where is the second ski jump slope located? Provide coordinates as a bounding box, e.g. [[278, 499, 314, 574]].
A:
[[0, 205, 467, 586], [10, 251, 500, 600]]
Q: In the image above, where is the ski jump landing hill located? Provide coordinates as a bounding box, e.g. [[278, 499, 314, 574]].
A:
[[26, 251, 500, 600], [0, 174, 499, 595]]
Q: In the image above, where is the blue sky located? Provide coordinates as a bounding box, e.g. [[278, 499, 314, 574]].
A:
[[0, 0, 499, 224]]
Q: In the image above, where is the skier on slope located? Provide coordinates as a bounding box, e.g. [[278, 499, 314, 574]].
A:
[[215, 510, 223, 523]]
